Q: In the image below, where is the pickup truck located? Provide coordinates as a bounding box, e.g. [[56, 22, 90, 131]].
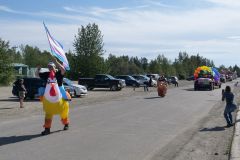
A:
[[78, 74, 125, 91]]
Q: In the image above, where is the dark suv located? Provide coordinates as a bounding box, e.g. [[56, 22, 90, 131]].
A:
[[12, 77, 46, 99], [13, 77, 75, 99], [115, 75, 140, 87]]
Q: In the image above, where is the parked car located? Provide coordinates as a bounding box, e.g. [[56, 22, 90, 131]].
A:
[[12, 77, 76, 99], [78, 74, 125, 91], [12, 77, 46, 99], [64, 85, 75, 97], [132, 75, 157, 86], [186, 75, 195, 81], [115, 75, 141, 87], [146, 74, 160, 81], [63, 78, 87, 97], [168, 76, 179, 86]]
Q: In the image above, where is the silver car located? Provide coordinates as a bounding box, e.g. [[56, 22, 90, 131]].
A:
[[63, 78, 88, 97], [132, 75, 157, 86]]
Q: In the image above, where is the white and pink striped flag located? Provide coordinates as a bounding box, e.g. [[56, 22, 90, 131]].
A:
[[43, 22, 70, 70]]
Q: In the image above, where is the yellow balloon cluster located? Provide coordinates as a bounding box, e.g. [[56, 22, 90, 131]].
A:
[[194, 66, 212, 79]]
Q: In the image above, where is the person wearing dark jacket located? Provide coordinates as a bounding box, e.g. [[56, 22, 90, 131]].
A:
[[149, 76, 152, 87], [222, 86, 237, 127], [18, 79, 26, 108]]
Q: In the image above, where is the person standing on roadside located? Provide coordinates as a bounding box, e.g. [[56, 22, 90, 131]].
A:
[[18, 79, 27, 108], [149, 76, 152, 87], [222, 86, 237, 127]]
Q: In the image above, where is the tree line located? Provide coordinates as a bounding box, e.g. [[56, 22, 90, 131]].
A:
[[0, 23, 239, 85]]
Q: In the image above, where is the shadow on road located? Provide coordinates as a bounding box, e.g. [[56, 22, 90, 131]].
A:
[[0, 107, 14, 110], [0, 130, 62, 146], [182, 88, 195, 91], [144, 96, 161, 99], [183, 88, 214, 92], [0, 98, 39, 102], [0, 134, 41, 146], [199, 126, 225, 132], [0, 98, 19, 102]]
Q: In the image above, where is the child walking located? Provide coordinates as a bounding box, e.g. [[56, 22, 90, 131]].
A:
[[18, 79, 26, 108], [222, 86, 237, 127]]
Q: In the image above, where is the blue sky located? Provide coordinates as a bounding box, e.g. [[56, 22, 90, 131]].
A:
[[1, 0, 240, 67]]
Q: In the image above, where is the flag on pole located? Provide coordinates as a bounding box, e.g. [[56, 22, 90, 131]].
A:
[[43, 22, 70, 70]]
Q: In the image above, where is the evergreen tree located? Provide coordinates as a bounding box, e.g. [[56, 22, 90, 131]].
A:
[[73, 23, 106, 77], [21, 45, 51, 67], [0, 39, 14, 85]]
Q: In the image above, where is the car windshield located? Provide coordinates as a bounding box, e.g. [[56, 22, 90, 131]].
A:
[[128, 76, 136, 80], [141, 75, 149, 80], [107, 75, 116, 80], [64, 78, 73, 85], [133, 75, 149, 80]]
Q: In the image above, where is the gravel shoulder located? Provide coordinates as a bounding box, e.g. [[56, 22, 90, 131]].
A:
[[0, 80, 193, 121], [151, 81, 240, 160]]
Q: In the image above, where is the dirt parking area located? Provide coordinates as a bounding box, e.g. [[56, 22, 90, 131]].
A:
[[0, 81, 193, 122]]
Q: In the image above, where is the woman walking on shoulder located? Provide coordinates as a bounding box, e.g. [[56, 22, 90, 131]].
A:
[[222, 86, 237, 127]]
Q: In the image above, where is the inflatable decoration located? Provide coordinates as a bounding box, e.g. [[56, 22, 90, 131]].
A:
[[194, 66, 212, 79], [211, 67, 220, 82]]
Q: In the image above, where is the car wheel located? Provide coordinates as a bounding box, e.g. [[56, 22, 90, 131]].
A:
[[110, 85, 117, 91], [209, 84, 214, 90], [194, 84, 198, 90], [84, 84, 89, 89], [74, 91, 80, 98], [29, 96, 34, 100], [209, 85, 212, 90]]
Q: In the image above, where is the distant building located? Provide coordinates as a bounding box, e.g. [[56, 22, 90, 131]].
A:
[[12, 63, 51, 78], [12, 63, 29, 76]]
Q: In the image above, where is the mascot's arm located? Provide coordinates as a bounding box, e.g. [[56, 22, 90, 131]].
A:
[[52, 57, 65, 75]]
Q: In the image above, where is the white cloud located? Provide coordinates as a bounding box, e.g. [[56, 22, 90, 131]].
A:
[[1, 2, 240, 66], [63, 5, 149, 18], [0, 5, 17, 13], [227, 36, 240, 41], [206, 0, 240, 7], [143, 0, 177, 8]]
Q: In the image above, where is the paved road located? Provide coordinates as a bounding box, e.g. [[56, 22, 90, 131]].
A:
[[0, 84, 224, 160]]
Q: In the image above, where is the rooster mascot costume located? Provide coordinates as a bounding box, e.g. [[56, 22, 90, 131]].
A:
[[37, 61, 70, 135]]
